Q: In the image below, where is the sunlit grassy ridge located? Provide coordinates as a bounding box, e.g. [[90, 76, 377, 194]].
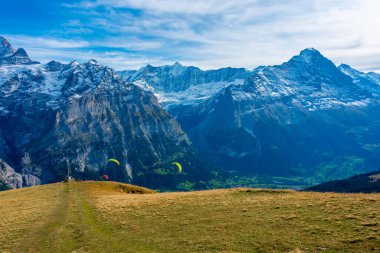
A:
[[0, 182, 379, 252]]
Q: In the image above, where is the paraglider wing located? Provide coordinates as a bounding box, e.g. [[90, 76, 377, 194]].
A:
[[172, 162, 182, 173], [107, 158, 120, 166], [100, 175, 109, 180]]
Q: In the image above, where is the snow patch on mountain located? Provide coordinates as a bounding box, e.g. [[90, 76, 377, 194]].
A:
[[132, 78, 245, 108], [0, 36, 16, 57], [120, 63, 249, 108], [160, 79, 245, 107], [0, 63, 65, 98], [339, 64, 380, 96], [0, 64, 38, 84], [42, 68, 66, 96]]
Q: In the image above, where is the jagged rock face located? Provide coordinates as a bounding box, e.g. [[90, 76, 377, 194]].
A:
[[168, 49, 380, 181], [0, 160, 40, 189], [0, 160, 23, 188], [0, 37, 39, 65], [339, 64, 380, 96], [1, 48, 38, 65], [0, 36, 16, 57], [0, 55, 210, 189], [124, 62, 249, 92], [22, 174, 41, 187], [119, 63, 249, 109], [45, 60, 65, 72]]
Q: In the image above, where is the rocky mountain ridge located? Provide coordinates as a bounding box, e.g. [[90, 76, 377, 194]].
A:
[[0, 36, 39, 65], [122, 48, 380, 184], [118, 62, 249, 109], [0, 38, 210, 190]]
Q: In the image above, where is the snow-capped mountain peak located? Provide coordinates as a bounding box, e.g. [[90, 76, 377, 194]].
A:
[[165, 48, 380, 181], [0, 36, 16, 57], [0, 36, 11, 47], [338, 63, 380, 94], [339, 64, 361, 76], [287, 47, 333, 67], [0, 36, 39, 65], [87, 59, 98, 65], [299, 47, 321, 55], [68, 60, 80, 67], [169, 61, 186, 75]]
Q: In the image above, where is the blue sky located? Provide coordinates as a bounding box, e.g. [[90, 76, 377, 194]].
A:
[[1, 0, 380, 71]]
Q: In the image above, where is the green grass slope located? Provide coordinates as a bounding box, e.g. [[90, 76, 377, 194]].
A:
[[0, 182, 378, 252]]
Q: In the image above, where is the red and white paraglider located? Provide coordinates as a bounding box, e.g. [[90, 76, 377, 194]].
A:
[[100, 174, 109, 180]]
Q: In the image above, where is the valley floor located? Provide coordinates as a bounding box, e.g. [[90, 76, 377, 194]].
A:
[[0, 182, 379, 253]]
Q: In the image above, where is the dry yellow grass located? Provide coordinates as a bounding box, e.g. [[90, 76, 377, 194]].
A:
[[91, 188, 379, 252], [0, 183, 64, 251], [0, 182, 379, 253]]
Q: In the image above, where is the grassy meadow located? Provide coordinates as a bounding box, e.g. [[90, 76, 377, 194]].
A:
[[0, 182, 378, 252]]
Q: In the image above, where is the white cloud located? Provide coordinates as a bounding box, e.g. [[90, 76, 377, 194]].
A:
[[66, 0, 254, 15], [7, 1, 380, 72], [23, 47, 167, 70], [5, 35, 89, 48]]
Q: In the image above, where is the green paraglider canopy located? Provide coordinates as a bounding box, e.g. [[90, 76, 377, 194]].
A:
[[107, 158, 120, 166], [172, 162, 182, 173]]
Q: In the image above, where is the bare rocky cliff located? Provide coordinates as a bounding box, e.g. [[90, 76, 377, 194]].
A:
[[0, 38, 211, 190]]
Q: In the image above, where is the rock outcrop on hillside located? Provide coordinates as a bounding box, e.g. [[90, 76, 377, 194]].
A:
[[0, 159, 40, 189]]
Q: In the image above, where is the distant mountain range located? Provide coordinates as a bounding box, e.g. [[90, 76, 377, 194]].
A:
[[306, 170, 380, 193], [1, 36, 380, 190], [120, 48, 380, 185]]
